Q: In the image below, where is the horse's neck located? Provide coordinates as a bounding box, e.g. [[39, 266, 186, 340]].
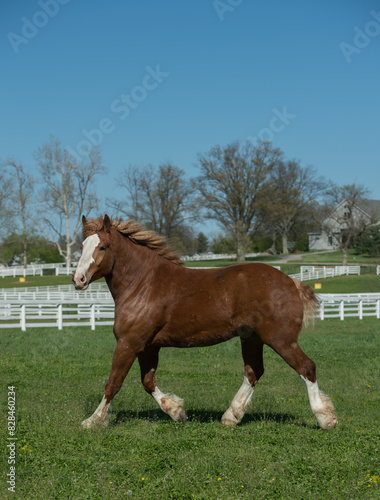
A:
[[106, 230, 161, 301]]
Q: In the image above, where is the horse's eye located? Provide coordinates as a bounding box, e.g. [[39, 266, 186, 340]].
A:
[[99, 246, 106, 251]]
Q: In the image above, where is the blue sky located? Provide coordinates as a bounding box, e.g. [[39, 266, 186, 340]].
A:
[[1, 0, 379, 234]]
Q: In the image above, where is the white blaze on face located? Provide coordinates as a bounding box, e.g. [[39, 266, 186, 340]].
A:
[[75, 234, 100, 281]]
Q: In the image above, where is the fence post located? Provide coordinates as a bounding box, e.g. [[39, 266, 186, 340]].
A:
[[319, 302, 324, 320], [359, 300, 363, 320], [20, 304, 26, 331], [339, 300, 344, 320], [57, 304, 63, 330], [377, 299, 380, 319], [90, 304, 95, 330]]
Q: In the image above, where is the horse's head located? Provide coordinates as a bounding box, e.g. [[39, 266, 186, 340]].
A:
[[72, 214, 114, 290]]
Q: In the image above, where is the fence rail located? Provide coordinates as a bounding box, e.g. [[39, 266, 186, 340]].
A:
[[289, 265, 361, 282], [182, 253, 260, 261], [0, 263, 76, 278], [1, 293, 379, 331], [0, 302, 115, 331], [318, 294, 380, 320]]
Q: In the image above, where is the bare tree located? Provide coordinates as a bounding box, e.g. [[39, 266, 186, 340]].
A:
[[33, 137, 106, 266], [0, 162, 15, 238], [194, 140, 283, 262], [5, 159, 34, 270], [322, 183, 371, 265], [107, 162, 197, 240], [258, 161, 326, 254]]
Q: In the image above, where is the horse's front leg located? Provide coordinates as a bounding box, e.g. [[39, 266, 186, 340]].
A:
[[81, 338, 137, 429], [138, 347, 186, 423]]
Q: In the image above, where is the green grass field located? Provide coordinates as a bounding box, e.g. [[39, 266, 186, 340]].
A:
[[293, 250, 379, 265], [307, 275, 380, 293], [1, 320, 379, 499], [0, 275, 74, 288]]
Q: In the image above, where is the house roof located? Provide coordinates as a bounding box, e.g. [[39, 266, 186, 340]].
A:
[[357, 199, 380, 220], [323, 198, 380, 224]]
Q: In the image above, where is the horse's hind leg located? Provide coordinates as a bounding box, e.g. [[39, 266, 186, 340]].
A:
[[138, 347, 186, 423], [221, 335, 264, 427], [270, 340, 337, 430]]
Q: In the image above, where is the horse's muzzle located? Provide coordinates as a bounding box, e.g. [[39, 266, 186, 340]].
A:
[[72, 272, 89, 290]]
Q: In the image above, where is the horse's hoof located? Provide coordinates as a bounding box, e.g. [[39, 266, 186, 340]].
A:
[[321, 417, 338, 430], [81, 418, 92, 429], [221, 418, 237, 427], [177, 408, 186, 424], [81, 416, 109, 429]]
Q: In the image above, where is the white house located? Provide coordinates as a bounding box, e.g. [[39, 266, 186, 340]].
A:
[[308, 199, 380, 251]]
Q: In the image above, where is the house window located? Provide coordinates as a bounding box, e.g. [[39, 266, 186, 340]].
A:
[[328, 236, 333, 246]]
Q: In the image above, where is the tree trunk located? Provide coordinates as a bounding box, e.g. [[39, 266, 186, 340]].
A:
[[236, 240, 246, 263], [65, 213, 71, 268], [342, 247, 348, 265], [235, 222, 248, 263], [282, 234, 289, 255], [270, 231, 277, 254], [23, 236, 27, 272]]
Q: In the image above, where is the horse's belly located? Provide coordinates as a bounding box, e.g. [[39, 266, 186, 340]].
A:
[[151, 328, 237, 348]]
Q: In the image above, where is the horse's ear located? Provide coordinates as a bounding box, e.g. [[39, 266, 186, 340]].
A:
[[104, 214, 111, 233], [82, 215, 88, 226]]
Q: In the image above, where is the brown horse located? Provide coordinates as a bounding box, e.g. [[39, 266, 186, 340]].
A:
[[73, 215, 337, 430]]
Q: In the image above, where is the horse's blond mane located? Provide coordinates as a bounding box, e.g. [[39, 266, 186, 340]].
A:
[[83, 216, 183, 266]]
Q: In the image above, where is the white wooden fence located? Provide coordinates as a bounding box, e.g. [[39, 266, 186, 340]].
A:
[[1, 292, 379, 331], [0, 302, 115, 331], [0, 283, 114, 331], [318, 293, 380, 320], [0, 263, 75, 278], [289, 265, 361, 281], [183, 252, 261, 261], [0, 283, 111, 303]]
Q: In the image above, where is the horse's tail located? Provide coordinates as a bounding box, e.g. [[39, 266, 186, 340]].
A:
[[292, 278, 320, 328]]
